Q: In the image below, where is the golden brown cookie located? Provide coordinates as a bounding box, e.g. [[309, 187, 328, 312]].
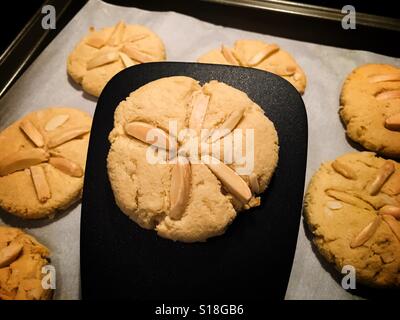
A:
[[197, 39, 307, 94], [107, 76, 279, 242], [0, 226, 52, 300], [67, 21, 166, 97], [305, 152, 400, 287], [0, 107, 92, 219], [340, 64, 400, 158]]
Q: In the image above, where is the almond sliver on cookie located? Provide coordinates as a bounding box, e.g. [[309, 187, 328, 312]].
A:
[[47, 125, 91, 148], [325, 189, 374, 211], [85, 30, 108, 48], [368, 162, 395, 196], [87, 51, 119, 70], [331, 160, 357, 180], [0, 148, 49, 176], [169, 157, 191, 220], [249, 173, 260, 194], [45, 114, 70, 132], [379, 205, 400, 219], [202, 155, 252, 203], [385, 113, 400, 131], [0, 242, 23, 268], [382, 214, 400, 241], [19, 120, 44, 147], [125, 122, 171, 150], [49, 157, 83, 177], [125, 34, 148, 43], [268, 65, 296, 76], [209, 109, 245, 143], [30, 165, 51, 203], [368, 74, 400, 83], [375, 90, 400, 100], [350, 216, 381, 248], [121, 45, 155, 63], [107, 21, 126, 46], [189, 91, 210, 133], [119, 52, 135, 68], [247, 44, 280, 66], [221, 45, 239, 65]]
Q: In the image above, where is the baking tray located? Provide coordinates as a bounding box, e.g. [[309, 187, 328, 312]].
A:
[[81, 62, 307, 300], [0, 0, 399, 300]]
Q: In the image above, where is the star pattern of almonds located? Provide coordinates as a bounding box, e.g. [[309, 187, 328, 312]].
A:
[[123, 90, 258, 220], [84, 21, 159, 71], [219, 43, 301, 80], [326, 160, 400, 246], [0, 115, 90, 203]]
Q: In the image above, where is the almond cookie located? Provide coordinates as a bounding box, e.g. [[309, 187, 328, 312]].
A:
[[197, 39, 306, 94], [0, 226, 52, 300], [304, 152, 400, 287], [67, 21, 166, 97], [340, 64, 400, 158], [107, 76, 279, 242], [0, 107, 92, 219]]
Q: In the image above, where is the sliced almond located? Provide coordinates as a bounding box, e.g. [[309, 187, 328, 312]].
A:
[[49, 157, 83, 177], [47, 125, 91, 148], [107, 21, 126, 46], [0, 148, 49, 176], [375, 90, 400, 100], [85, 30, 108, 48], [169, 157, 191, 220], [247, 44, 280, 66], [30, 165, 51, 203], [326, 189, 373, 211], [267, 65, 296, 76], [249, 173, 260, 194], [385, 113, 400, 131], [188, 91, 210, 134], [368, 162, 395, 196], [379, 205, 400, 219], [121, 45, 155, 63], [125, 33, 148, 43], [0, 242, 23, 268], [202, 155, 252, 203], [87, 51, 119, 70], [350, 216, 381, 248], [44, 114, 70, 132], [368, 74, 400, 83], [331, 160, 357, 180], [221, 45, 239, 66], [19, 120, 44, 147], [125, 122, 170, 150], [119, 52, 135, 68], [382, 214, 400, 241], [209, 109, 245, 143], [327, 200, 343, 210]]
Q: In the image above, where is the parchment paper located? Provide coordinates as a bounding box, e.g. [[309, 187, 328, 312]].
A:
[[0, 0, 398, 300]]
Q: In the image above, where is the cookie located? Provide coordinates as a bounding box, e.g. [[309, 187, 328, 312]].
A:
[[340, 64, 400, 158], [0, 226, 52, 300], [197, 39, 306, 94], [107, 76, 279, 242], [304, 152, 400, 287], [0, 107, 92, 219], [67, 21, 166, 97]]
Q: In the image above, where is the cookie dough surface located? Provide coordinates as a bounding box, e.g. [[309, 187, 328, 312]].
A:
[[305, 152, 400, 287], [107, 76, 279, 242], [198, 39, 306, 94], [0, 107, 92, 219], [67, 21, 166, 97], [340, 64, 400, 158], [0, 226, 52, 300]]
